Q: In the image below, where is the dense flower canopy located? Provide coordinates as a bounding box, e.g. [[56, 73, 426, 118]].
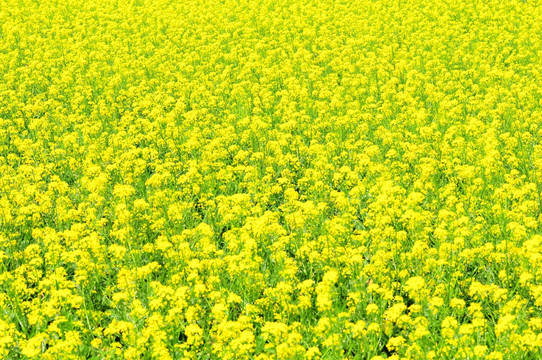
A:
[[1, 0, 542, 358]]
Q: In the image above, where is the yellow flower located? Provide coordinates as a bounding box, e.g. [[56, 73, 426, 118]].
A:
[[113, 184, 136, 199], [22, 333, 48, 358], [405, 276, 425, 298], [366, 303, 379, 315], [386, 335, 405, 351], [450, 298, 466, 310], [185, 323, 204, 346], [304, 346, 321, 360]]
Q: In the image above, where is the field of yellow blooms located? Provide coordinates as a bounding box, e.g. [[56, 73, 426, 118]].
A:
[[1, 0, 542, 358]]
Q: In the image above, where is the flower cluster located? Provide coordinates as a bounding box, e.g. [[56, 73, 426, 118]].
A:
[[1, 0, 542, 358]]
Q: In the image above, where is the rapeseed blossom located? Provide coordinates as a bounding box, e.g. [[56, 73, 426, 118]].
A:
[[1, 0, 542, 358]]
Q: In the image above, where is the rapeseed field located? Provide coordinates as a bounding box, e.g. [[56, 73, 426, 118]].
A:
[[1, 0, 542, 358]]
